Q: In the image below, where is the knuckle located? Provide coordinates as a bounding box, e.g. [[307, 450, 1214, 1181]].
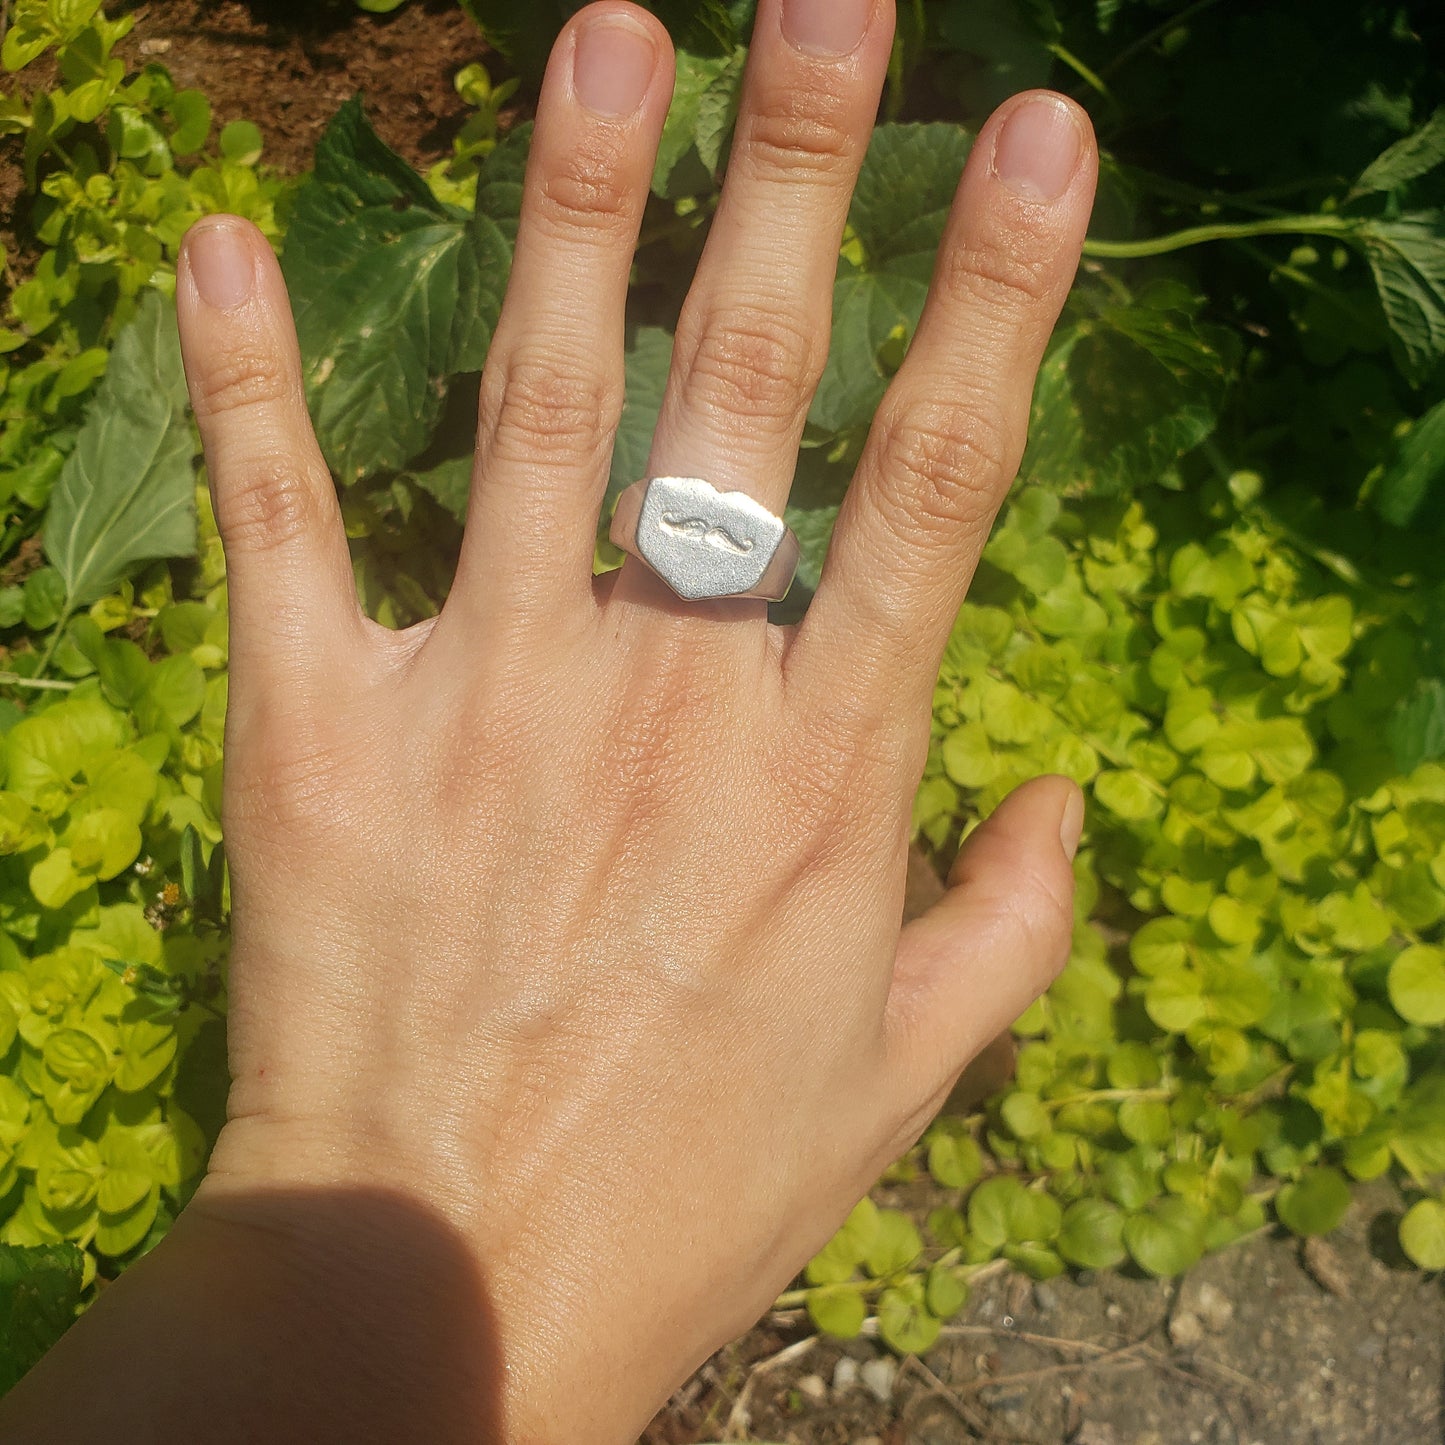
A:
[[943, 234, 1057, 316], [192, 347, 292, 420], [739, 83, 857, 179], [681, 303, 820, 424], [874, 396, 1015, 539], [533, 135, 640, 236], [216, 454, 325, 557], [480, 351, 619, 468]]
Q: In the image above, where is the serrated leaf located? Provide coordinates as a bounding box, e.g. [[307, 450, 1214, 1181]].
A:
[[284, 100, 527, 484], [810, 124, 973, 432], [43, 291, 196, 609], [1355, 108, 1445, 195], [1388, 679, 1445, 772], [0, 1243, 84, 1393], [1378, 395, 1445, 527], [1358, 213, 1445, 386], [1025, 289, 1237, 495]]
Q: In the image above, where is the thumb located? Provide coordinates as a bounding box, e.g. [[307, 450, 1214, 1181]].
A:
[[882, 775, 1083, 1126]]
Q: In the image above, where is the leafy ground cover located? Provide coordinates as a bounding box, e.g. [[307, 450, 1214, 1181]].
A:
[[0, 0, 1443, 1426]]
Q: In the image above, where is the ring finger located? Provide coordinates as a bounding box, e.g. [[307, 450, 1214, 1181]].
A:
[[609, 0, 894, 615]]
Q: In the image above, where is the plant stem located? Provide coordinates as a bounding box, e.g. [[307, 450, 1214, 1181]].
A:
[[1084, 214, 1354, 260], [0, 671, 77, 691], [1098, 0, 1226, 84], [1049, 44, 1113, 104], [33, 605, 73, 680]]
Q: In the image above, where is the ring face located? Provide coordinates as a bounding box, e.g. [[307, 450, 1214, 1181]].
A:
[[634, 477, 789, 601]]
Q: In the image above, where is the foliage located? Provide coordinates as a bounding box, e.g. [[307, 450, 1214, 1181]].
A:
[[1, 0, 1445, 1375], [0, 0, 288, 576]]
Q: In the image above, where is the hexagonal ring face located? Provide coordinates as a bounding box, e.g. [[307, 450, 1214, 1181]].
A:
[[632, 477, 792, 601]]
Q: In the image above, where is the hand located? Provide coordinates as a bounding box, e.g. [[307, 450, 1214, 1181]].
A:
[[3, 2, 1096, 1440]]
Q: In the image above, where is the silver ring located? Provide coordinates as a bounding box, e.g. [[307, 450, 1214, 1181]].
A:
[[610, 477, 800, 603]]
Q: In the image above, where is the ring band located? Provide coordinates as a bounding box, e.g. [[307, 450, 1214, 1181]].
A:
[[610, 477, 800, 603]]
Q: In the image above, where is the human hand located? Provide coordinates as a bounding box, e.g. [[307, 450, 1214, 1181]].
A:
[[166, 0, 1095, 1438]]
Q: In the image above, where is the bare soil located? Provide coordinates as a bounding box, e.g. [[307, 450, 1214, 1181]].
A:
[[655, 1179, 1445, 1445]]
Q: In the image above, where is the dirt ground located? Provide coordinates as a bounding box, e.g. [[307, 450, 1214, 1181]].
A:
[[6, 4, 1443, 1441], [650, 1178, 1445, 1445]]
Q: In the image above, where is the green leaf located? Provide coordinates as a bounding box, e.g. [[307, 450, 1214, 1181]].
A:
[[218, 118, 263, 165], [877, 1276, 941, 1355], [1117, 1098, 1173, 1147], [926, 1124, 983, 1191], [166, 88, 210, 155], [1025, 289, 1237, 495], [1355, 108, 1445, 195], [1399, 1198, 1445, 1270], [605, 326, 674, 518], [810, 124, 973, 432], [806, 1283, 866, 1337], [0, 1244, 84, 1393], [652, 50, 738, 197], [95, 1182, 159, 1256], [1388, 680, 1445, 772], [968, 1175, 1060, 1247], [43, 291, 197, 609], [1275, 1166, 1352, 1237], [1000, 1091, 1051, 1141], [284, 100, 527, 483], [95, 1133, 154, 1215], [805, 1197, 878, 1285], [1377, 395, 1445, 526], [1123, 1197, 1206, 1277], [864, 1209, 923, 1277], [924, 1262, 969, 1319], [1057, 1199, 1127, 1269], [1093, 769, 1162, 822], [1388, 944, 1445, 1025], [1358, 213, 1445, 386]]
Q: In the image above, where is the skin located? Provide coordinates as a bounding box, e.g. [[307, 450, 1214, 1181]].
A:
[[0, 2, 1096, 1441]]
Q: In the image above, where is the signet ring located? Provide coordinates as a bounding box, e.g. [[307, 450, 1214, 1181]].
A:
[[609, 477, 800, 603]]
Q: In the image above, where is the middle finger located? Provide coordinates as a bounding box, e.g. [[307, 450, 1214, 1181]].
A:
[[609, 0, 894, 613]]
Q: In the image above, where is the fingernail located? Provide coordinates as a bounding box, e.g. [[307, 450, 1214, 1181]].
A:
[[572, 14, 656, 118], [185, 219, 256, 310], [781, 0, 872, 57], [1059, 787, 1085, 864], [992, 94, 1083, 202]]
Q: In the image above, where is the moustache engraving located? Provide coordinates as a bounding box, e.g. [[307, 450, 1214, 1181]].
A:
[[658, 512, 756, 556]]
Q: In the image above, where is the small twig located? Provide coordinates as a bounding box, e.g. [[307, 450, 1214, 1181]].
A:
[[903, 1354, 1021, 1442], [721, 1336, 815, 1442], [960, 1338, 1152, 1396]]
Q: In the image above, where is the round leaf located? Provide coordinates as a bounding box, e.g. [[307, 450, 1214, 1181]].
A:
[[1123, 1198, 1206, 1277], [877, 1277, 941, 1356], [1399, 1199, 1445, 1270], [1388, 945, 1445, 1025], [1276, 1166, 1351, 1238], [1057, 1199, 1127, 1269], [805, 1284, 866, 1338]]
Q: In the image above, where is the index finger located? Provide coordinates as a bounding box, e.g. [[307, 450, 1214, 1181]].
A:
[[787, 92, 1096, 724]]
